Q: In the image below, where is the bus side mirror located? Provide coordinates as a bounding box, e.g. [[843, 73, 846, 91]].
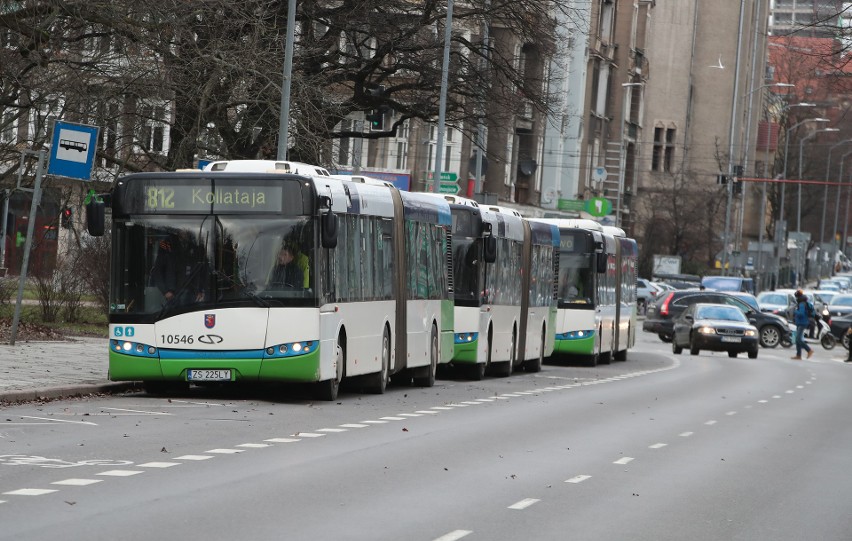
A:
[[321, 211, 338, 249], [484, 235, 497, 263], [597, 252, 607, 274], [86, 200, 105, 237]]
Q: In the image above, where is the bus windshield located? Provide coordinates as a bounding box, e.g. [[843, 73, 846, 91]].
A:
[[453, 236, 483, 304], [558, 253, 594, 306], [110, 215, 316, 318]]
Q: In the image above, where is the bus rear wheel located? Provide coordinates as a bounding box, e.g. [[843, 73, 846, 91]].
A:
[[314, 339, 344, 401], [414, 324, 438, 387], [524, 327, 545, 373], [491, 331, 515, 377], [365, 327, 390, 394]]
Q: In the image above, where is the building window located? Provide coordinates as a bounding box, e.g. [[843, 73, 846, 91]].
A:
[[138, 103, 169, 153], [0, 108, 17, 143], [652, 126, 676, 172]]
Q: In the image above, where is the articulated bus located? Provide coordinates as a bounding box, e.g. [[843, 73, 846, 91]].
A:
[[89, 161, 453, 400], [532, 219, 637, 366], [440, 195, 559, 378]]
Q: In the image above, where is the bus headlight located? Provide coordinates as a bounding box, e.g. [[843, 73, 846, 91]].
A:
[[454, 332, 478, 344], [265, 340, 316, 358], [112, 339, 158, 358]]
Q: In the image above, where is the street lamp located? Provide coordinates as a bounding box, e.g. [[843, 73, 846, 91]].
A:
[[756, 102, 814, 291], [831, 149, 852, 275], [796, 127, 839, 284], [798, 127, 839, 232], [616, 82, 644, 228], [773, 117, 828, 288], [820, 139, 852, 277]]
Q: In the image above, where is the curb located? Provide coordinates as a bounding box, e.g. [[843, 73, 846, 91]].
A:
[[0, 382, 141, 405]]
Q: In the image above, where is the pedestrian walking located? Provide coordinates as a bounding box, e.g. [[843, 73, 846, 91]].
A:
[[792, 289, 814, 360]]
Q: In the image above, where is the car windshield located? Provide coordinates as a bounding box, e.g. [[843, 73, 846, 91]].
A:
[[758, 293, 787, 305], [696, 305, 747, 322], [817, 292, 836, 304], [830, 295, 852, 307]]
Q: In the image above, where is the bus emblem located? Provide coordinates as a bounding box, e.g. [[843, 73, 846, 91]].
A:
[[204, 314, 216, 328]]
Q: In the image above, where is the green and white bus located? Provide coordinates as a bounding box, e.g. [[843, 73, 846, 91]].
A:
[[439, 195, 558, 378], [532, 219, 637, 365], [88, 161, 453, 400]]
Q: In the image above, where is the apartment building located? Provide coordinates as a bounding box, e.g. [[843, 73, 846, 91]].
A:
[[769, 0, 843, 36], [633, 1, 769, 273]]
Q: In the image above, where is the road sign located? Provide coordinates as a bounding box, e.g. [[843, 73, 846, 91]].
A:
[[585, 197, 612, 217], [593, 167, 608, 182], [439, 183, 460, 194], [557, 199, 585, 212], [424, 171, 458, 183], [48, 121, 100, 180]]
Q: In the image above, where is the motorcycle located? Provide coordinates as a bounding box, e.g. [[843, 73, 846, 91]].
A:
[[781, 318, 836, 350]]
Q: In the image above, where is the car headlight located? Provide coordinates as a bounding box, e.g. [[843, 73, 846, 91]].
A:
[[744, 330, 756, 337], [698, 326, 716, 334]]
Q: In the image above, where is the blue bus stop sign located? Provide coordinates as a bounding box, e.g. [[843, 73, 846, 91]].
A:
[[48, 121, 100, 180]]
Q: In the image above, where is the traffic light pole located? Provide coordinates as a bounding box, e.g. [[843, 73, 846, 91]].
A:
[[10, 148, 46, 346]]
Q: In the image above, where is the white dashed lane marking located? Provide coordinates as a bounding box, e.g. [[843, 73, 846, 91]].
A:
[[361, 420, 388, 424], [316, 428, 347, 433], [380, 416, 406, 421], [2, 488, 58, 496], [138, 462, 180, 468], [705, 420, 718, 425], [415, 410, 440, 414], [176, 455, 214, 461], [51, 479, 102, 486], [680, 432, 694, 437], [565, 475, 592, 484], [649, 443, 667, 449], [237, 443, 272, 448], [433, 530, 473, 541], [205, 449, 245, 454], [614, 457, 634, 465], [726, 411, 737, 416], [291, 433, 325, 438], [339, 423, 369, 428], [264, 438, 300, 443], [96, 470, 143, 477], [508, 498, 540, 510]]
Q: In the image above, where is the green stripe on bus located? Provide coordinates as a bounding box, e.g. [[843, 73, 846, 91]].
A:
[[452, 339, 479, 363], [553, 336, 595, 355]]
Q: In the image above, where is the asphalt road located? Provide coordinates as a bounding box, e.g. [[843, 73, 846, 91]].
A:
[[2, 332, 851, 541]]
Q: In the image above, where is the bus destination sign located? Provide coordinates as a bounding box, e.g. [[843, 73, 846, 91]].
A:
[[133, 181, 286, 213]]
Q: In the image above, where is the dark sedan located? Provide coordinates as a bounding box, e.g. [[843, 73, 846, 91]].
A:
[[827, 294, 852, 318], [643, 290, 790, 348], [671, 303, 760, 358]]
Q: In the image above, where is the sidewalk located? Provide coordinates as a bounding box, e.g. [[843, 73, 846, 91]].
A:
[[0, 336, 137, 403]]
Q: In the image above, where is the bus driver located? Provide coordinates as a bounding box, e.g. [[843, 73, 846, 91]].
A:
[[269, 243, 310, 289]]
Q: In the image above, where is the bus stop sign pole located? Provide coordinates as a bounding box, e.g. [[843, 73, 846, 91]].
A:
[[10, 149, 46, 346]]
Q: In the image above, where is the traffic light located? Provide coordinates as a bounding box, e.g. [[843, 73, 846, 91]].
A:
[[366, 109, 384, 131], [61, 207, 73, 229]]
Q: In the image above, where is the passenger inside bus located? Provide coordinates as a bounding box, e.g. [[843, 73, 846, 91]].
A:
[[269, 242, 309, 290]]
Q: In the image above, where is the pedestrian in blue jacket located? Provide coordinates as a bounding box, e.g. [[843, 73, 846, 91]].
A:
[[792, 290, 814, 360]]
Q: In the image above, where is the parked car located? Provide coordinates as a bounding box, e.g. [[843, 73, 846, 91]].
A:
[[637, 278, 662, 310], [671, 303, 760, 358], [813, 290, 837, 308], [827, 313, 852, 347], [643, 290, 790, 348], [756, 290, 796, 320], [827, 293, 852, 318], [701, 275, 755, 294]]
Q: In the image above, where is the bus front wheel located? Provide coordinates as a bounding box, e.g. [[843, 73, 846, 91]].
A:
[[314, 339, 344, 401]]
